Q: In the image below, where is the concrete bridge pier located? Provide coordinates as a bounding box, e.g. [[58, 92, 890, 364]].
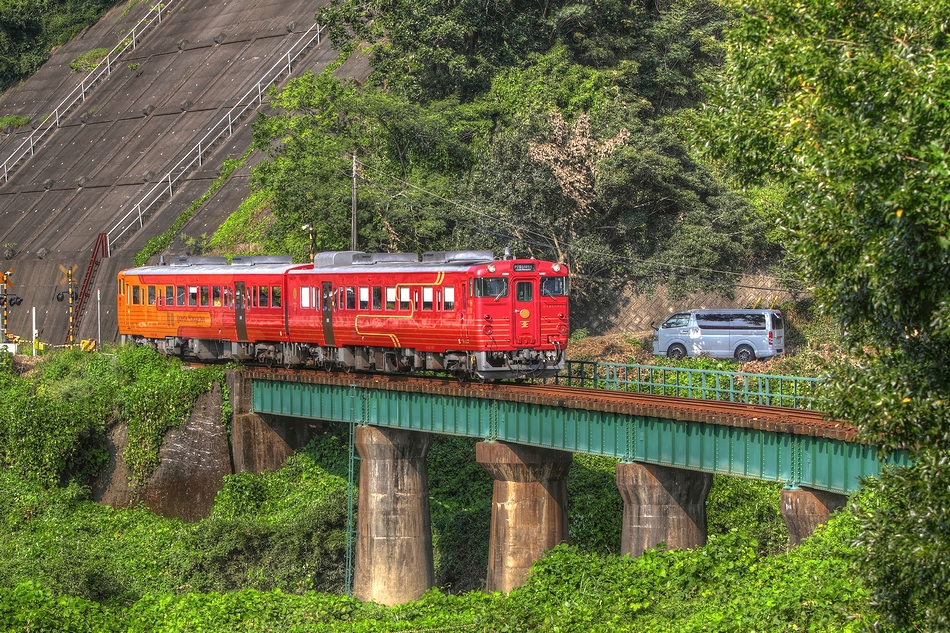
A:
[[616, 462, 713, 557], [476, 441, 573, 593], [354, 426, 435, 606], [781, 487, 847, 546]]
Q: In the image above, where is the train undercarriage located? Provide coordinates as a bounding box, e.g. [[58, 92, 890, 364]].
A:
[[126, 336, 565, 380]]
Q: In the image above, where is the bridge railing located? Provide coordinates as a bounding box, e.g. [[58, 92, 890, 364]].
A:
[[544, 361, 826, 411]]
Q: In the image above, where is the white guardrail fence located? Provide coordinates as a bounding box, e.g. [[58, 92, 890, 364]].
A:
[[1, 0, 181, 183], [106, 22, 325, 252]]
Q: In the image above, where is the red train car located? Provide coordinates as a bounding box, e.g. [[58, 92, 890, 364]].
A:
[[117, 250, 569, 379]]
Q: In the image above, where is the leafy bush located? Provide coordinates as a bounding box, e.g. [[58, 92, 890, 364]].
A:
[[69, 48, 109, 73]]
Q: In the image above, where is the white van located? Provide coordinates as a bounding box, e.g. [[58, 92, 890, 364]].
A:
[[651, 309, 785, 362]]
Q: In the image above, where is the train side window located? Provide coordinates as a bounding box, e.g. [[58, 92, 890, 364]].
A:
[[312, 287, 319, 311], [372, 286, 382, 310], [399, 287, 410, 311], [223, 287, 231, 308], [188, 286, 198, 306], [444, 286, 455, 311], [346, 287, 356, 310], [177, 286, 186, 306], [119, 279, 125, 294], [147, 286, 156, 306], [212, 286, 222, 307], [165, 286, 174, 306], [422, 287, 433, 310], [272, 286, 281, 308], [200, 286, 209, 307], [258, 286, 269, 308], [359, 287, 369, 310], [386, 287, 396, 310], [516, 281, 532, 302], [132, 286, 141, 305], [301, 286, 311, 309]]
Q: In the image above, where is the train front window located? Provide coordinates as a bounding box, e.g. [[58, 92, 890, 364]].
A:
[[516, 281, 533, 302], [473, 277, 508, 298], [541, 277, 568, 297]]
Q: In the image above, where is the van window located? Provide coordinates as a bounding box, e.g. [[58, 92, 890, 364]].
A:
[[662, 313, 690, 328], [771, 312, 784, 330]]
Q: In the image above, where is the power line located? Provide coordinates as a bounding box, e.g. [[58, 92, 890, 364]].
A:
[[352, 159, 795, 293]]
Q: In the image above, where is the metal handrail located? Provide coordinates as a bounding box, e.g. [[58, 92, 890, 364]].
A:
[[0, 0, 180, 183], [107, 22, 325, 251], [544, 360, 827, 410]]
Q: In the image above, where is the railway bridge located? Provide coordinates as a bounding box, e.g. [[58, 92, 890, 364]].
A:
[[230, 362, 905, 606]]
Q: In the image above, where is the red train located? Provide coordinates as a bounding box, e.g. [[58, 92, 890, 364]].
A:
[[117, 250, 570, 379]]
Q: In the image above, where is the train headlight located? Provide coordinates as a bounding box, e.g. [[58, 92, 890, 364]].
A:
[[483, 325, 493, 335], [552, 263, 561, 272], [487, 264, 496, 273]]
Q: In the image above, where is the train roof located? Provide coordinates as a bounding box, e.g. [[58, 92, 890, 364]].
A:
[[120, 251, 564, 277]]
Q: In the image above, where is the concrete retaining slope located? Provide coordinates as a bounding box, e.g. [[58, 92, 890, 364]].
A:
[[0, 0, 371, 346]]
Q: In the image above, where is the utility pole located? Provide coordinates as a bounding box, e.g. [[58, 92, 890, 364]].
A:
[[351, 152, 358, 251]]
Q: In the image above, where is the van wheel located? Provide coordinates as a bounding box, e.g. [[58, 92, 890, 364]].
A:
[[667, 344, 687, 360], [735, 345, 756, 363]]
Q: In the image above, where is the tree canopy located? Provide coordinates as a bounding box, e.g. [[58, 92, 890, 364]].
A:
[[705, 0, 950, 628]]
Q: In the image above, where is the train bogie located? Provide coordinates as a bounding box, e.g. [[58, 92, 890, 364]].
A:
[[117, 250, 569, 379]]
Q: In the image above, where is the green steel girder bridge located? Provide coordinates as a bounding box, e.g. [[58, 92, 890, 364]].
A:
[[249, 361, 907, 495]]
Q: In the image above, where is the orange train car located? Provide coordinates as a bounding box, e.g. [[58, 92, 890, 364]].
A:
[[117, 250, 569, 379]]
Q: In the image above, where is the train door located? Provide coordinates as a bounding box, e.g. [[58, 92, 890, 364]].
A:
[[322, 281, 335, 346], [512, 277, 540, 346], [235, 281, 248, 341]]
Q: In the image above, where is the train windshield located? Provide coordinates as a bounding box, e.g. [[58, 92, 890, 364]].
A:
[[541, 276, 568, 297], [473, 277, 509, 298]]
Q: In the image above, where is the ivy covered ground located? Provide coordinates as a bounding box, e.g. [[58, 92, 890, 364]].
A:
[[0, 343, 890, 632]]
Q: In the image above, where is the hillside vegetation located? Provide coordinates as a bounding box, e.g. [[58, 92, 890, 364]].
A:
[[0, 0, 120, 92]]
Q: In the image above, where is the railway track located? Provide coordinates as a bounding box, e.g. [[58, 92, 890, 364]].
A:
[[242, 367, 858, 442]]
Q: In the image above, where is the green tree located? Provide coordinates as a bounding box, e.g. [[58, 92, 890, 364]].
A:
[[250, 72, 471, 258], [706, 1, 950, 628]]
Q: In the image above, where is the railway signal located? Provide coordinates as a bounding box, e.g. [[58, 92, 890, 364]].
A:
[[1, 269, 22, 346], [56, 264, 79, 343]]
